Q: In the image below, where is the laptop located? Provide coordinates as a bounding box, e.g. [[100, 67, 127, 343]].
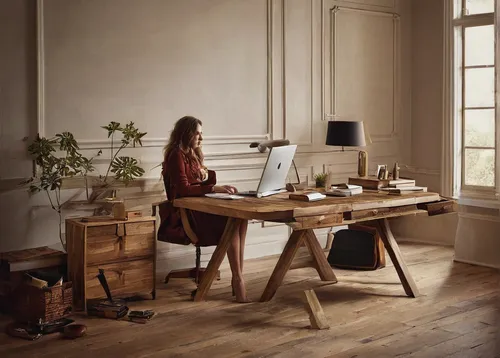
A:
[[238, 144, 298, 198]]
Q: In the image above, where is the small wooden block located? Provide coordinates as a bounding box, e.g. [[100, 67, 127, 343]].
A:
[[303, 289, 330, 330]]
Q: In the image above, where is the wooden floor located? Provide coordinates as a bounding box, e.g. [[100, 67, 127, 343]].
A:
[[1, 243, 499, 358]]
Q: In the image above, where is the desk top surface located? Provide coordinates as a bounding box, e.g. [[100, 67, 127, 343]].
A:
[[173, 190, 442, 221]]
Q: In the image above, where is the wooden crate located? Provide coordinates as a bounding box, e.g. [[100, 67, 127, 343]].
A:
[[0, 247, 67, 314], [66, 216, 156, 311]]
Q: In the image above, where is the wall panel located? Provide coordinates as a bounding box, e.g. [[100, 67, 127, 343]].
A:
[[41, 0, 270, 141], [1, 0, 410, 270], [284, 0, 313, 145]]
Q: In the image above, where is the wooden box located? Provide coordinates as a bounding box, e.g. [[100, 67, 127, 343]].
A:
[[0, 247, 67, 314], [66, 216, 156, 311]]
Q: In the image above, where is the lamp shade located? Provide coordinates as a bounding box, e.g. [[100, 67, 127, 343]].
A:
[[325, 120, 366, 147]]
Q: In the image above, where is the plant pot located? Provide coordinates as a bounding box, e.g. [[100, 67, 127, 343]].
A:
[[315, 180, 325, 188]]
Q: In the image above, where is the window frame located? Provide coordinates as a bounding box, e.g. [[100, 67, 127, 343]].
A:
[[445, 0, 498, 202]]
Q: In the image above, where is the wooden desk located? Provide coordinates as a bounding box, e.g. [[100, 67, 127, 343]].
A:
[[174, 191, 452, 302]]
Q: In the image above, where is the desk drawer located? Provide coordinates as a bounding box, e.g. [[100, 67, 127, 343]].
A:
[[85, 259, 153, 300], [86, 222, 155, 265], [417, 199, 456, 216]]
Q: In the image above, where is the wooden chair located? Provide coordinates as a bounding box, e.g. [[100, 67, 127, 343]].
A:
[[152, 201, 221, 292]]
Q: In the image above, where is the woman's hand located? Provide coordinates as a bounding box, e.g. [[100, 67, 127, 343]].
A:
[[213, 185, 231, 194], [222, 185, 238, 194], [212, 185, 238, 194]]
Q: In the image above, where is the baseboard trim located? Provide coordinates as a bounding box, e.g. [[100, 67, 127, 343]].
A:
[[395, 238, 455, 247], [453, 258, 500, 270]]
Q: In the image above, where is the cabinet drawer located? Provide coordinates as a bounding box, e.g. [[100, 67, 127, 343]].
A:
[[86, 222, 155, 265], [85, 259, 153, 300], [125, 221, 155, 235], [86, 221, 155, 237]]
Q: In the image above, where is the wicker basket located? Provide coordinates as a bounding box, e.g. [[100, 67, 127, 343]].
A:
[[11, 282, 73, 324]]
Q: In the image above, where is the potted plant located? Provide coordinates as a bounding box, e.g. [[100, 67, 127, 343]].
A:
[[313, 172, 328, 188], [22, 122, 148, 248], [89, 121, 147, 203], [22, 132, 95, 250]]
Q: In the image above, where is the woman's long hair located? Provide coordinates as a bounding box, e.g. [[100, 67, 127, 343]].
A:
[[163, 116, 204, 169]]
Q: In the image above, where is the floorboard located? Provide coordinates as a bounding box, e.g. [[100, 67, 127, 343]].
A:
[[0, 243, 499, 358]]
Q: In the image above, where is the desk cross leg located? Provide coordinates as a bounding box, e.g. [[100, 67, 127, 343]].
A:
[[260, 229, 337, 302], [375, 218, 420, 298]]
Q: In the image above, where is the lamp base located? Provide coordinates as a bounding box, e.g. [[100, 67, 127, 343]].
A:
[[357, 150, 368, 177]]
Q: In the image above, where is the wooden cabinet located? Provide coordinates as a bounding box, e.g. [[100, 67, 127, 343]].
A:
[[66, 217, 156, 311]]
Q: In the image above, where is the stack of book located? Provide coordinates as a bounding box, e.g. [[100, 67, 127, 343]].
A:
[[381, 178, 427, 194], [325, 184, 363, 197], [128, 309, 156, 324], [87, 299, 129, 319]]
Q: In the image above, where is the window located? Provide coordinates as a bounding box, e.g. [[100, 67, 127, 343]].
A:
[[464, 0, 494, 15], [451, 0, 496, 196]]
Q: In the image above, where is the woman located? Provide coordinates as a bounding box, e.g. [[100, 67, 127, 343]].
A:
[[161, 115, 250, 303]]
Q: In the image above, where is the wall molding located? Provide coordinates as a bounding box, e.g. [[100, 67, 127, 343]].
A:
[[36, 0, 277, 143], [77, 134, 270, 150], [324, 4, 401, 143], [36, 0, 45, 137], [282, 0, 315, 146], [396, 238, 454, 247], [400, 164, 441, 176], [338, 0, 396, 10], [441, 0, 454, 198], [453, 258, 500, 270], [458, 212, 500, 222]]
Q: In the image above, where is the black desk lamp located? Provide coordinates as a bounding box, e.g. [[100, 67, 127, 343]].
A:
[[249, 139, 303, 190], [325, 120, 369, 177]]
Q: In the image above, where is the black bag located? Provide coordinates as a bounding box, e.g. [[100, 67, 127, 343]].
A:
[[327, 226, 385, 270]]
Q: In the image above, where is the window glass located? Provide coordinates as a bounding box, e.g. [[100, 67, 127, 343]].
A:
[[464, 148, 495, 186], [464, 25, 494, 66], [464, 68, 495, 108], [464, 109, 495, 147], [465, 0, 494, 15]]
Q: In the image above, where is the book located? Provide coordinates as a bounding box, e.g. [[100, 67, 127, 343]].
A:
[[348, 176, 388, 190], [325, 184, 363, 197], [24, 271, 63, 289], [87, 299, 129, 319], [380, 186, 427, 195], [388, 178, 416, 188], [128, 309, 156, 324], [289, 192, 326, 202]]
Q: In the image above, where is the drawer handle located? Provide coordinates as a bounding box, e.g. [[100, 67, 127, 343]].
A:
[[372, 209, 378, 215]]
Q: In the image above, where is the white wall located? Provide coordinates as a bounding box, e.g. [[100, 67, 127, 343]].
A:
[[0, 0, 411, 272], [406, 0, 500, 268], [401, 0, 443, 191]]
